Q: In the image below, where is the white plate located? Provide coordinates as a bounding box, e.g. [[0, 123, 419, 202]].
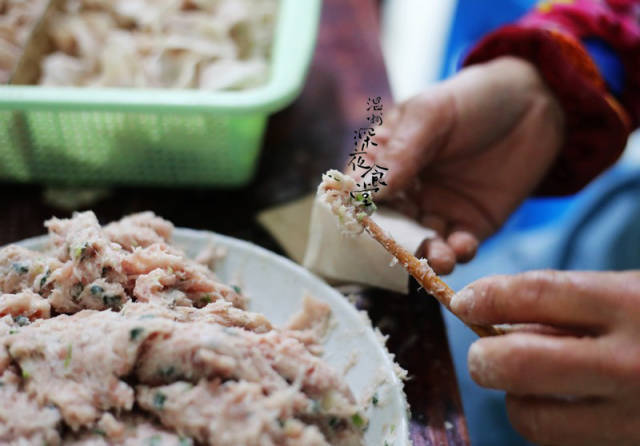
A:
[[18, 228, 410, 446]]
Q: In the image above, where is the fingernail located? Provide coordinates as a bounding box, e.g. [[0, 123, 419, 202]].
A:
[[450, 287, 475, 315], [468, 342, 497, 385]]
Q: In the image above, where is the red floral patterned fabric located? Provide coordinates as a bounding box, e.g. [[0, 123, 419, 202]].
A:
[[464, 0, 640, 195]]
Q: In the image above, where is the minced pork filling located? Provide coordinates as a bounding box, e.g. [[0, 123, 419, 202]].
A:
[[0, 211, 365, 446]]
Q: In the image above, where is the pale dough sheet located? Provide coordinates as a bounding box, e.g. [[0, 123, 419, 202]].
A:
[[258, 194, 435, 293]]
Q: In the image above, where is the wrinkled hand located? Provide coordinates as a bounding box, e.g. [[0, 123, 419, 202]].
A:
[[451, 270, 640, 446], [364, 57, 564, 274]]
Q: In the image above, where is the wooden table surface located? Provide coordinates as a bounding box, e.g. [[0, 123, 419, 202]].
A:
[[0, 0, 470, 444]]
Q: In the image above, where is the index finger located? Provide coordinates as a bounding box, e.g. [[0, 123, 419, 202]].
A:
[[450, 270, 616, 331]]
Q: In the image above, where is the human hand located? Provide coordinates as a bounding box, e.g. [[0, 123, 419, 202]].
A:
[[362, 57, 565, 274], [451, 270, 640, 446]]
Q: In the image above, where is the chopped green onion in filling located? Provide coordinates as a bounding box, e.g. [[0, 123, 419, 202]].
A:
[[153, 392, 167, 410], [64, 345, 72, 369]]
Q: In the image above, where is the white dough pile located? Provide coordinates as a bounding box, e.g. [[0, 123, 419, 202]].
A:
[[0, 0, 50, 83], [39, 0, 277, 90]]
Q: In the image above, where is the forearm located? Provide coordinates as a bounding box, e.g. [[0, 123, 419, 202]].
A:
[[464, 0, 640, 195]]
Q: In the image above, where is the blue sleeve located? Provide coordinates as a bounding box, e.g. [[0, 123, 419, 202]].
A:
[[581, 38, 624, 98]]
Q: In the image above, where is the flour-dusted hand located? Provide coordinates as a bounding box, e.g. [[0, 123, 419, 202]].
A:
[[361, 57, 565, 274], [451, 270, 640, 446]]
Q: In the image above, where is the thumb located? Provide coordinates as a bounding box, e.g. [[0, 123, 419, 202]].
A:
[[372, 88, 455, 200]]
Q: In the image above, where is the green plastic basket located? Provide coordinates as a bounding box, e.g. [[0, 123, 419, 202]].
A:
[[0, 0, 321, 187]]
